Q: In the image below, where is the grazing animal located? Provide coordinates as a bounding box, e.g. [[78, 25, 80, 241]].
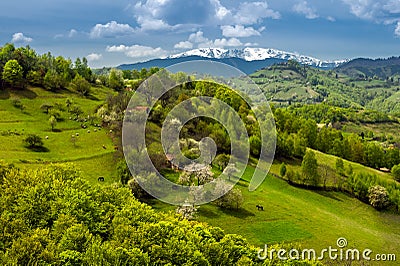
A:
[[102, 145, 107, 149], [98, 176, 104, 182], [45, 136, 49, 139], [256, 205, 264, 211], [114, 146, 119, 151], [76, 133, 79, 136], [87, 130, 90, 133]]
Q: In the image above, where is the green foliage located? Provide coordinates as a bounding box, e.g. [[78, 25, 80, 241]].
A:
[[23, 134, 44, 148], [49, 115, 57, 131], [71, 74, 91, 96], [0, 165, 272, 265], [44, 70, 65, 90], [2, 59, 23, 87], [108, 69, 124, 91], [280, 162, 287, 177], [335, 158, 345, 176], [301, 150, 319, 186], [368, 185, 390, 210], [392, 164, 400, 182]]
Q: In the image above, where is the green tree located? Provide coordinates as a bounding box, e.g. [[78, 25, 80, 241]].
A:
[[23, 134, 44, 148], [2, 59, 23, 88], [108, 69, 124, 91], [40, 103, 53, 114], [49, 116, 57, 131], [280, 162, 287, 177], [71, 74, 91, 96], [392, 164, 400, 182], [335, 158, 345, 176], [301, 150, 319, 186], [70, 105, 83, 119]]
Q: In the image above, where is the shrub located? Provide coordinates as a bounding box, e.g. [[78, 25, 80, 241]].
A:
[[23, 134, 44, 148], [368, 185, 390, 210]]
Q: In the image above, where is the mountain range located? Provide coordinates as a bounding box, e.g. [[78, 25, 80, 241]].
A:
[[118, 48, 348, 74]]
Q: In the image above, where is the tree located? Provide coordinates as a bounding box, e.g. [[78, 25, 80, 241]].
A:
[[71, 74, 91, 96], [335, 158, 345, 176], [301, 150, 319, 186], [49, 116, 57, 131], [280, 162, 287, 177], [70, 105, 83, 119], [108, 69, 124, 91], [40, 103, 53, 114], [224, 163, 239, 181], [179, 164, 214, 186], [117, 159, 131, 185], [2, 59, 23, 88], [214, 187, 244, 210], [176, 203, 198, 220], [65, 98, 73, 112], [392, 164, 400, 182], [368, 185, 390, 210], [24, 134, 44, 148]]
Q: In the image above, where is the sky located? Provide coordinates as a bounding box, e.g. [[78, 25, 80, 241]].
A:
[[1, 0, 400, 68]]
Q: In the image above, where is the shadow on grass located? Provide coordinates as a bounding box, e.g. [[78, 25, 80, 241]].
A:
[[0, 89, 10, 100], [12, 88, 38, 99], [26, 146, 50, 152], [315, 191, 343, 202], [86, 94, 100, 101], [220, 207, 255, 218]]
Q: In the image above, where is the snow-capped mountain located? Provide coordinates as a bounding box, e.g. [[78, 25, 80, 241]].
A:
[[168, 48, 347, 68]]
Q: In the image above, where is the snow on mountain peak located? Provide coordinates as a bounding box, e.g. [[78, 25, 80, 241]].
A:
[[168, 47, 347, 68]]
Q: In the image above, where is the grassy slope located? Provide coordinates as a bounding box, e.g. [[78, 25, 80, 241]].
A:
[[151, 166, 400, 264], [0, 86, 118, 184]]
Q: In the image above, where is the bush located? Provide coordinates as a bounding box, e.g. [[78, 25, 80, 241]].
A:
[[71, 74, 91, 96], [23, 134, 44, 148], [368, 185, 390, 210], [392, 164, 400, 182], [214, 185, 244, 210]]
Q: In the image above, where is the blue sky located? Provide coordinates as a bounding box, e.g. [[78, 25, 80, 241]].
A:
[[1, 0, 400, 68]]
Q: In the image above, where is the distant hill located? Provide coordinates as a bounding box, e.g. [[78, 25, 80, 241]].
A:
[[118, 55, 286, 75], [118, 48, 346, 74], [336, 57, 400, 79]]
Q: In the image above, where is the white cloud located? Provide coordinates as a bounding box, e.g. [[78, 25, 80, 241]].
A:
[[132, 0, 280, 31], [68, 29, 78, 38], [90, 21, 135, 38], [221, 25, 262, 38], [327, 16, 336, 22], [174, 41, 193, 49], [233, 1, 281, 25], [106, 44, 167, 58], [341, 0, 400, 35], [395, 21, 400, 36], [188, 31, 209, 43], [86, 53, 103, 61], [210, 0, 232, 20], [293, 1, 319, 19], [134, 0, 173, 31], [212, 37, 243, 48], [342, 0, 400, 22], [11, 32, 33, 43], [244, 42, 259, 46], [181, 30, 244, 49]]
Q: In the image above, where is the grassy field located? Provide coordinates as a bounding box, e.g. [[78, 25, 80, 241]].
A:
[[151, 165, 400, 264], [0, 86, 118, 181]]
